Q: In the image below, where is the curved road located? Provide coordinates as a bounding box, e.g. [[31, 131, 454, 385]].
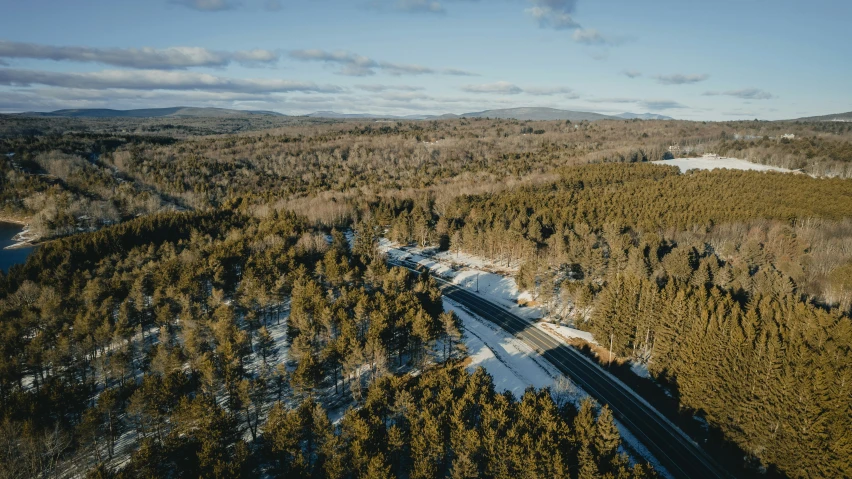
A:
[[395, 259, 731, 479]]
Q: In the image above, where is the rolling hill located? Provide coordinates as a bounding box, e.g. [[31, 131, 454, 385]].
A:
[[458, 107, 618, 121], [306, 107, 620, 121], [616, 112, 674, 120], [17, 106, 675, 122], [18, 107, 286, 118], [792, 111, 852, 122]]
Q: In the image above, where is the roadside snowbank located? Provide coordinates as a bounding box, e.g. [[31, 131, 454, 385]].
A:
[[380, 239, 541, 321], [536, 321, 597, 345]]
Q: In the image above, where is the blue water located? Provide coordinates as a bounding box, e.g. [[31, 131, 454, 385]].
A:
[[0, 222, 34, 273]]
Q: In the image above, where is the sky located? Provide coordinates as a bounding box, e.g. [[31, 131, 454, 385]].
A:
[[0, 0, 849, 120]]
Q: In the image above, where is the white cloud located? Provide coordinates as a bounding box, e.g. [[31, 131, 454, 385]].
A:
[[396, 0, 445, 13], [0, 68, 341, 94], [526, 0, 580, 29], [524, 86, 578, 98], [460, 82, 579, 96], [704, 88, 774, 100], [622, 70, 642, 78], [641, 99, 687, 110], [170, 0, 238, 11], [0, 41, 279, 69], [355, 84, 425, 92], [288, 49, 476, 76], [461, 81, 524, 94], [587, 97, 640, 104], [654, 73, 710, 85], [571, 28, 622, 46]]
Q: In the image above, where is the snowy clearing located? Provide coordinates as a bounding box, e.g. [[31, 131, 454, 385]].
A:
[[653, 157, 795, 174]]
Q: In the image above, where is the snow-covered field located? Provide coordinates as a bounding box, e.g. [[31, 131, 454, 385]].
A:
[[653, 157, 795, 173]]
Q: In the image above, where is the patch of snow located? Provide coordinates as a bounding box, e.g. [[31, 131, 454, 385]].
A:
[[380, 239, 542, 321], [653, 157, 794, 174], [447, 298, 564, 398], [244, 315, 290, 379], [629, 361, 651, 379], [536, 321, 597, 345]]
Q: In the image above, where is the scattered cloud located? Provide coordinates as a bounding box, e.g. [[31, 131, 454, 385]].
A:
[[442, 68, 478, 76], [0, 68, 342, 94], [654, 73, 709, 85], [526, 0, 580, 30], [288, 49, 476, 76], [395, 0, 445, 13], [704, 88, 774, 100], [572, 28, 623, 46], [586, 97, 640, 104], [622, 70, 642, 78], [525, 86, 579, 98], [585, 97, 687, 111], [170, 0, 238, 11], [355, 84, 425, 92], [380, 63, 436, 75], [377, 91, 434, 101], [461, 81, 523, 94], [722, 110, 760, 117], [641, 100, 687, 110], [264, 0, 282, 11], [290, 50, 376, 76], [365, 0, 447, 14], [460, 82, 576, 97], [0, 41, 279, 69]]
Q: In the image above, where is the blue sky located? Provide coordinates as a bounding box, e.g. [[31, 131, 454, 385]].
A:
[[0, 0, 848, 120]]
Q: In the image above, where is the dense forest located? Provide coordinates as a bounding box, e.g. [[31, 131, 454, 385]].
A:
[[385, 163, 852, 477], [2, 115, 851, 239], [0, 206, 655, 478], [2, 114, 852, 478]]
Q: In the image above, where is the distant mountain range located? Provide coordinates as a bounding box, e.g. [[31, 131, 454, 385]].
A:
[[17, 107, 286, 118], [615, 112, 674, 120], [307, 108, 674, 121], [792, 111, 852, 122], [13, 106, 676, 121]]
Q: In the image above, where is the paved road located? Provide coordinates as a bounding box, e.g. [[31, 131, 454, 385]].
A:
[[394, 259, 731, 479]]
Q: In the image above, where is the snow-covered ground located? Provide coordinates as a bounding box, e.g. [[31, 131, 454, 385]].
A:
[[447, 299, 568, 397], [379, 239, 541, 321], [653, 157, 795, 173], [380, 238, 659, 385], [447, 299, 673, 478], [536, 321, 597, 345]]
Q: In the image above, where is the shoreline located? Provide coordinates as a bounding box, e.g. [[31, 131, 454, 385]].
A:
[[0, 216, 28, 226], [4, 240, 39, 250], [1, 217, 41, 250]]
